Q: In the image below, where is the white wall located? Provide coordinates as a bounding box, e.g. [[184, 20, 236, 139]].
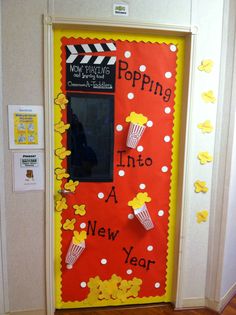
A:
[[1, 0, 46, 313], [221, 109, 236, 297], [220, 22, 236, 298], [1, 0, 235, 314]]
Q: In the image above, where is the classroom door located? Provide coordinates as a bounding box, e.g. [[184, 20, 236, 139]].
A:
[[54, 27, 185, 309]]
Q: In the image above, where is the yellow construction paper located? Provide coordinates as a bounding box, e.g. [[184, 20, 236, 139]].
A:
[[55, 93, 68, 109], [197, 120, 214, 133], [128, 192, 151, 210], [86, 274, 142, 304], [55, 147, 71, 160], [201, 90, 216, 103], [73, 204, 86, 216], [54, 168, 70, 180], [126, 112, 148, 126], [55, 197, 68, 212], [196, 210, 209, 223], [194, 180, 208, 193], [197, 152, 213, 165], [54, 121, 70, 134], [198, 59, 214, 73], [72, 230, 87, 245], [64, 180, 79, 192], [63, 218, 76, 230]]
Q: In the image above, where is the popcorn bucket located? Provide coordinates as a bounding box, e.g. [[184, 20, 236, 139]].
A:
[[126, 123, 146, 149], [65, 240, 85, 269], [134, 204, 154, 230]]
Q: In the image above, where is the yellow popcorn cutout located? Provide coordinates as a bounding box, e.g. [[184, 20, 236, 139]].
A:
[[194, 180, 208, 193], [128, 192, 151, 210], [54, 93, 68, 109], [73, 204, 86, 216], [72, 230, 87, 245], [54, 121, 70, 134], [196, 210, 209, 223], [55, 147, 71, 160], [198, 59, 214, 73], [54, 168, 70, 180], [201, 90, 216, 103], [63, 218, 76, 230], [55, 196, 68, 212], [64, 179, 79, 192], [126, 111, 148, 126], [197, 152, 213, 165], [197, 120, 214, 133], [86, 274, 142, 304]]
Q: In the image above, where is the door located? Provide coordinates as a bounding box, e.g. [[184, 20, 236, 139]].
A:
[[54, 27, 185, 309]]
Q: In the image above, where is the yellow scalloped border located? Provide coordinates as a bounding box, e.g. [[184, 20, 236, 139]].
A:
[[54, 27, 185, 309]]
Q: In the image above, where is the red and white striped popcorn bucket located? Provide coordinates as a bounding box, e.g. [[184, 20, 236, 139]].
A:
[[134, 204, 154, 230], [65, 240, 85, 269], [126, 123, 146, 149]]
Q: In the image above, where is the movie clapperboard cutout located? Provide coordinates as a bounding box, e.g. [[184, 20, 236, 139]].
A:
[[66, 42, 116, 93]]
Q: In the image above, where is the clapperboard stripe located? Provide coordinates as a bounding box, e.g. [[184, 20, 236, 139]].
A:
[[66, 42, 116, 64], [75, 55, 116, 65]]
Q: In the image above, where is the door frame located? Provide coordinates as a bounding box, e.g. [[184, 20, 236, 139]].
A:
[[44, 15, 196, 315]]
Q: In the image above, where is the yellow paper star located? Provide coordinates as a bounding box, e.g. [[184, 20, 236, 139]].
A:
[[55, 147, 71, 159], [64, 179, 79, 192], [201, 90, 216, 103], [197, 120, 214, 133], [54, 168, 70, 180], [196, 210, 209, 223], [73, 204, 86, 216], [194, 180, 208, 193], [197, 152, 213, 165], [63, 218, 76, 230], [55, 196, 68, 212], [54, 121, 70, 134], [198, 59, 214, 73], [54, 93, 68, 109]]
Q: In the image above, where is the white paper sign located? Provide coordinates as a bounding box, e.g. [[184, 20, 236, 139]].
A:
[[113, 2, 129, 16], [8, 105, 44, 149], [13, 152, 44, 192]]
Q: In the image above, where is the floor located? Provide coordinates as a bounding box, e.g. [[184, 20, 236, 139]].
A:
[[55, 295, 236, 315]]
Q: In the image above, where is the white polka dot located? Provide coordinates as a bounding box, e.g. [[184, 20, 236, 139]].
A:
[[147, 245, 153, 251], [127, 269, 133, 275], [139, 65, 146, 72], [80, 282, 87, 288], [147, 120, 153, 127], [155, 282, 160, 288], [128, 92, 134, 99], [139, 183, 146, 190], [162, 166, 168, 173], [128, 213, 134, 220], [116, 124, 123, 131], [137, 145, 143, 152], [125, 51, 131, 58], [98, 192, 104, 199], [158, 210, 164, 216], [170, 45, 177, 52], [165, 72, 172, 79], [101, 259, 107, 265], [80, 222, 86, 229], [119, 170, 125, 176], [165, 107, 171, 114], [164, 136, 171, 142]]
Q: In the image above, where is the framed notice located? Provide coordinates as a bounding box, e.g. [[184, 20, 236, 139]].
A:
[[8, 105, 44, 149], [13, 151, 44, 192]]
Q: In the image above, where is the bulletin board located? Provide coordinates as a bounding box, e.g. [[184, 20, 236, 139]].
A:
[[54, 27, 185, 309]]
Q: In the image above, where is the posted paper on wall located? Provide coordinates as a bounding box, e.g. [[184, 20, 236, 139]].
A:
[[8, 105, 44, 149], [13, 152, 44, 192]]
